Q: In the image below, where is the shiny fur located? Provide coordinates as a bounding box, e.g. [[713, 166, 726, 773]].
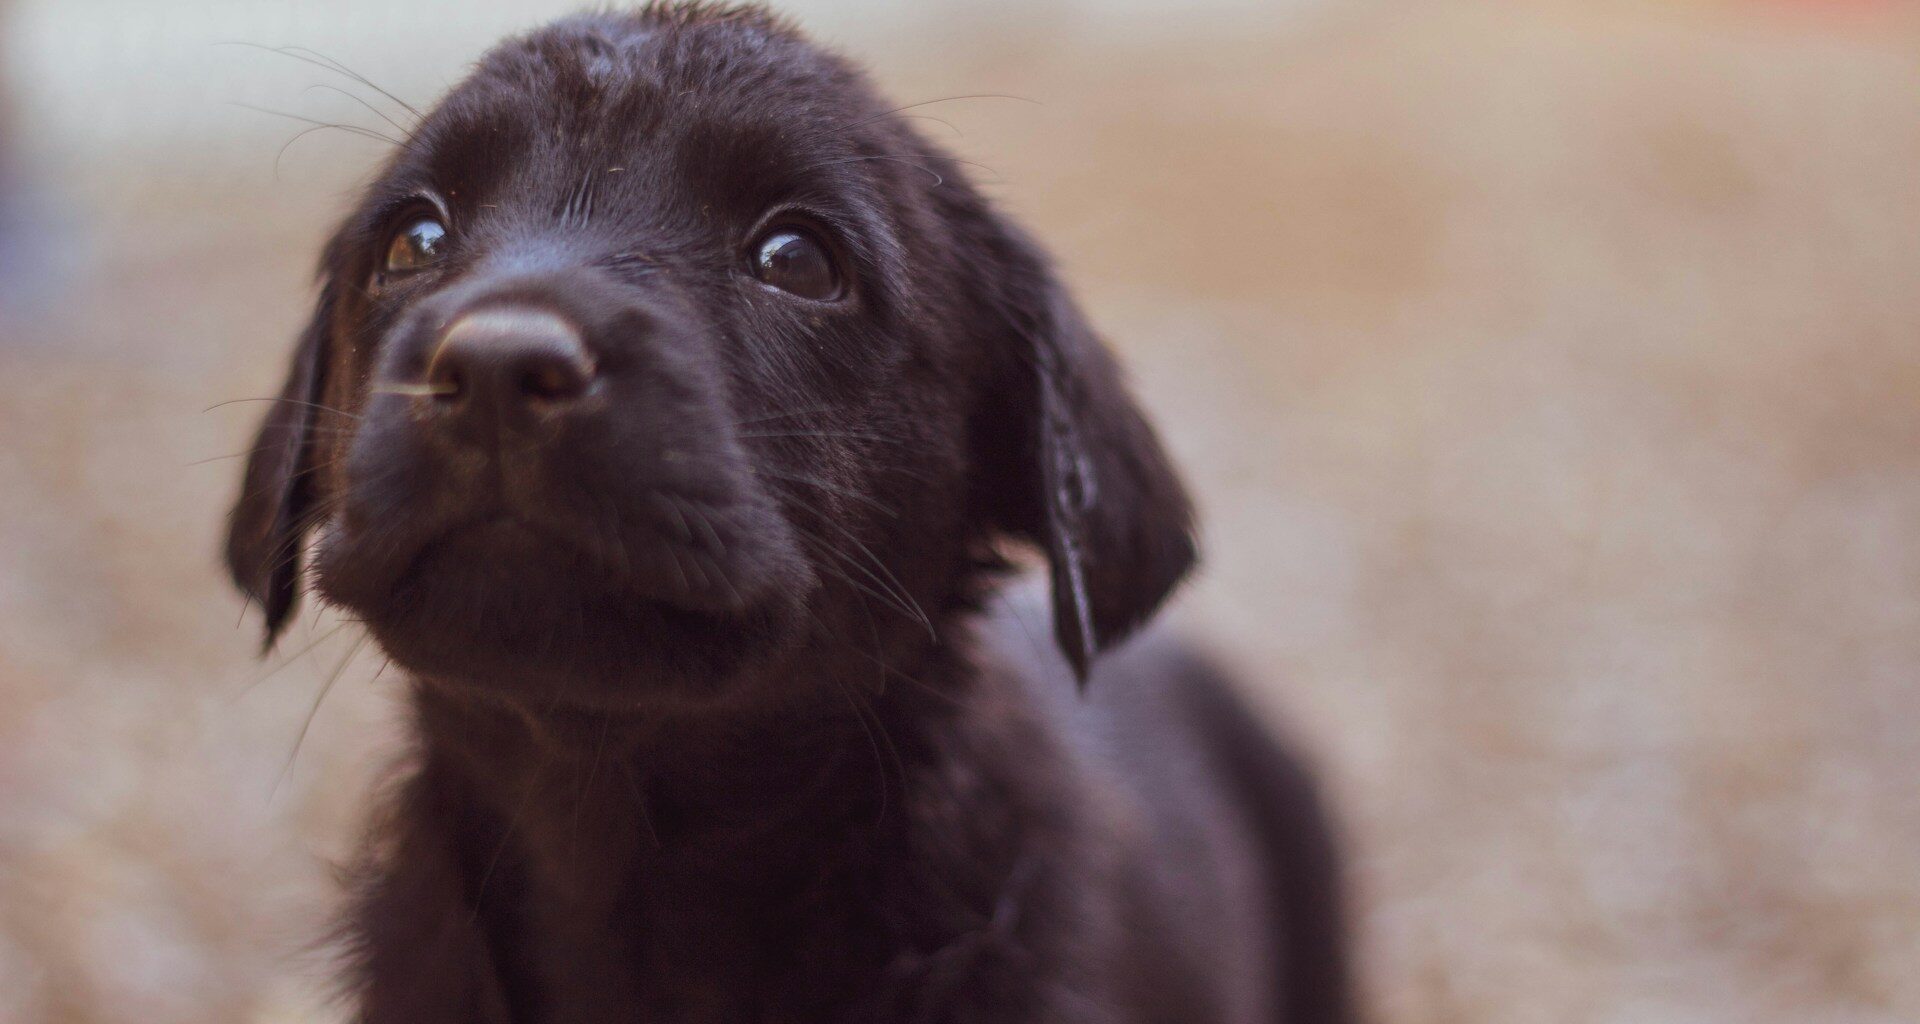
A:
[[226, 5, 1353, 1021]]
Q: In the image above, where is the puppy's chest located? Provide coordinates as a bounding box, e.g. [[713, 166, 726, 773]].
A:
[[502, 849, 1053, 1024]]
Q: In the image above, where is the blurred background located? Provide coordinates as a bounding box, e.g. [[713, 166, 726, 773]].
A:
[[5, 0, 1920, 1021]]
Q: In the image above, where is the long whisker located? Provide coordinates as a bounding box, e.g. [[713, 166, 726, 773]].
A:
[[188, 427, 358, 467], [234, 617, 353, 696], [231, 453, 345, 539], [797, 586, 979, 713], [862, 113, 962, 137], [267, 122, 381, 179], [736, 429, 902, 444], [231, 102, 403, 146], [270, 626, 372, 804], [205, 396, 363, 420], [793, 531, 920, 626], [370, 383, 457, 397], [753, 467, 899, 519], [277, 44, 424, 120], [303, 82, 412, 136], [809, 513, 935, 639], [217, 41, 422, 120], [618, 764, 661, 849], [796, 155, 946, 187], [788, 522, 932, 638], [830, 674, 897, 826], [473, 764, 543, 917], [731, 403, 847, 428], [571, 712, 614, 866], [820, 93, 1040, 138]]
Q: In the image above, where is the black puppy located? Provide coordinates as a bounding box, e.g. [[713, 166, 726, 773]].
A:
[[227, 4, 1353, 1021]]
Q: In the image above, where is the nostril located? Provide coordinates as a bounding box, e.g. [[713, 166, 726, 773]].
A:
[[517, 357, 590, 402], [429, 365, 466, 403]]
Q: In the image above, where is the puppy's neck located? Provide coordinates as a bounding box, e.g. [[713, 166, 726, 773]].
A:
[[406, 651, 955, 897]]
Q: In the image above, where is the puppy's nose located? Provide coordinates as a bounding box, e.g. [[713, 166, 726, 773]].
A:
[[425, 308, 595, 425]]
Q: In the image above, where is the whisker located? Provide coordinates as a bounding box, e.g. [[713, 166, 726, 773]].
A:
[[801, 588, 975, 715], [205, 396, 363, 420], [830, 674, 896, 826], [879, 660, 976, 712], [217, 41, 422, 120], [794, 532, 920, 626], [370, 383, 456, 397], [797, 155, 946, 188], [754, 467, 899, 519], [231, 102, 402, 146], [819, 93, 1040, 138], [229, 454, 346, 528], [256, 490, 346, 582], [618, 765, 662, 849], [571, 712, 614, 865], [234, 617, 352, 696], [736, 429, 901, 444], [732, 403, 847, 428], [788, 522, 933, 639], [188, 428, 357, 467], [270, 626, 372, 804], [473, 764, 544, 917], [277, 44, 424, 120], [810, 513, 935, 639], [269, 125, 344, 179], [303, 82, 412, 136]]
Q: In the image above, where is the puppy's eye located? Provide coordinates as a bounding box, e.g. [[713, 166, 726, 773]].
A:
[[383, 217, 448, 276], [749, 226, 842, 301]]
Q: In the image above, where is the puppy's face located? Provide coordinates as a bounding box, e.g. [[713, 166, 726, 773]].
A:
[[229, 6, 1196, 711]]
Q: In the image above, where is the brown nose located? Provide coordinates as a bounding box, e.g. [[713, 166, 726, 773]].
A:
[[424, 308, 596, 423]]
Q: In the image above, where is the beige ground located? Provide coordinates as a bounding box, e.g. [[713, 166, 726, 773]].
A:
[[4, 3, 1920, 1022]]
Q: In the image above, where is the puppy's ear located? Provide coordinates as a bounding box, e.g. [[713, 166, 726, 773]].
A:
[[978, 224, 1198, 682], [225, 278, 338, 650]]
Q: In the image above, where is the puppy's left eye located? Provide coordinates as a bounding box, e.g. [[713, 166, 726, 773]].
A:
[[749, 226, 843, 301], [383, 217, 448, 277]]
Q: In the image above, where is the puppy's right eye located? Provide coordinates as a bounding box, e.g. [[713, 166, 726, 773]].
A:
[[749, 225, 843, 301], [383, 217, 448, 277]]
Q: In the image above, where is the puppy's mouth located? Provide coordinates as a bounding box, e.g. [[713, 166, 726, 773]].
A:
[[374, 494, 771, 616], [309, 430, 815, 692]]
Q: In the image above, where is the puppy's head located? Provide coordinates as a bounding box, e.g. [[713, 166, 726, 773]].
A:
[[227, 3, 1195, 710]]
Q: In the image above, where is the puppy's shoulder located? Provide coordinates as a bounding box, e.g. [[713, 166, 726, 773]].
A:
[[972, 578, 1244, 748]]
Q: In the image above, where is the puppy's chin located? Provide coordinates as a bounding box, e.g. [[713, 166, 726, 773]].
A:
[[313, 515, 811, 709]]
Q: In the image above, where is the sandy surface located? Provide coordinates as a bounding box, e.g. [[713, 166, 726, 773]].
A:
[[3, 3, 1920, 1022]]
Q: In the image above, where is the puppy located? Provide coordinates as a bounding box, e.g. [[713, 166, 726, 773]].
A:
[[226, 4, 1353, 1022]]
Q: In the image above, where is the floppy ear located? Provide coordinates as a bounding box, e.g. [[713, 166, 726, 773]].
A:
[[981, 227, 1198, 682], [225, 281, 337, 650]]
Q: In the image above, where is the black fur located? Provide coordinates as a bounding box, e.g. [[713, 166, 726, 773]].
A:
[[225, 5, 1354, 1021]]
